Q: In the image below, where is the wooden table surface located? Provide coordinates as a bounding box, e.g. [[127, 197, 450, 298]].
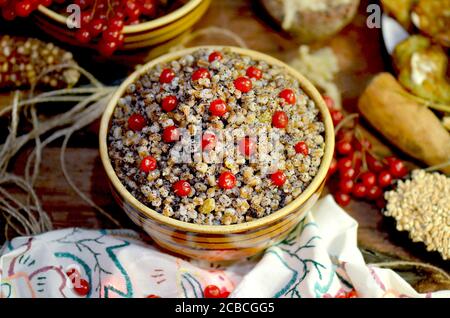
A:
[[1, 0, 449, 292]]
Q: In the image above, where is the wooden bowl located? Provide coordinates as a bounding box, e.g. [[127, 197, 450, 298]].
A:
[[34, 0, 211, 51], [99, 46, 335, 261]]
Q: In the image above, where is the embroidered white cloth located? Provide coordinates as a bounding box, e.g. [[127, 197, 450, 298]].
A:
[[1, 195, 448, 298]]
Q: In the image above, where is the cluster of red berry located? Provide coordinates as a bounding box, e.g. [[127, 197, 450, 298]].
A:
[[0, 0, 58, 20], [0, 0, 160, 56], [128, 51, 309, 197], [145, 285, 230, 298], [73, 0, 159, 56], [324, 96, 408, 208], [66, 267, 90, 296]]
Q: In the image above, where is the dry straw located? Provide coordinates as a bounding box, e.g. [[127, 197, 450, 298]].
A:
[[0, 63, 120, 240]]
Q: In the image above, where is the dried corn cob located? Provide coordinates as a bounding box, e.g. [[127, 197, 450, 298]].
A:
[[0, 35, 80, 89]]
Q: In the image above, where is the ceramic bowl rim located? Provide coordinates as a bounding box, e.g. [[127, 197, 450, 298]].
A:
[[99, 45, 335, 234]]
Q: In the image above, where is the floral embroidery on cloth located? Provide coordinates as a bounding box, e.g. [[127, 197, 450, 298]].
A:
[[1, 196, 449, 298]]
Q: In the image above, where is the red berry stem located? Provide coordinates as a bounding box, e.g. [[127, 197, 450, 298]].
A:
[[334, 113, 359, 136], [360, 149, 368, 175]]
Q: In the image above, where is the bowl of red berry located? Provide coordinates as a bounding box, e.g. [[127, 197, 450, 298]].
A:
[[7, 0, 210, 56], [99, 46, 335, 261]]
